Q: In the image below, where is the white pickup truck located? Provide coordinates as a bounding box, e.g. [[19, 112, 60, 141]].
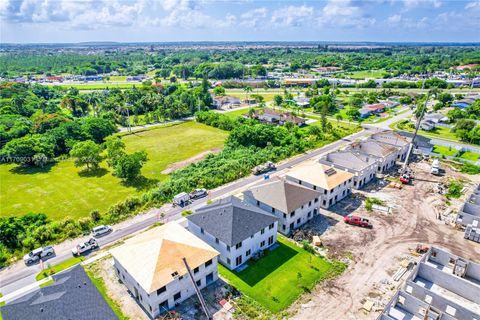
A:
[[72, 238, 99, 256], [431, 159, 441, 175]]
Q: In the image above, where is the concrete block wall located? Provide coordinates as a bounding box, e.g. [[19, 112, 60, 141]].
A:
[[406, 279, 479, 319], [416, 263, 480, 304]]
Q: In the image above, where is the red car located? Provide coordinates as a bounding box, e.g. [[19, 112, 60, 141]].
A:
[[344, 214, 373, 228]]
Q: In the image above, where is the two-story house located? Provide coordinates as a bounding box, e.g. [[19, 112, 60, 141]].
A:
[[286, 162, 354, 209], [243, 177, 322, 235], [370, 130, 410, 163], [348, 140, 400, 173], [318, 149, 379, 189], [187, 196, 278, 270], [110, 222, 219, 319]]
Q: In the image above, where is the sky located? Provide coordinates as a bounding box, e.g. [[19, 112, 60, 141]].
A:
[[1, 0, 479, 43]]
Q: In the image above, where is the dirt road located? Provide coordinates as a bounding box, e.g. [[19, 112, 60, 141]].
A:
[[291, 161, 480, 320]]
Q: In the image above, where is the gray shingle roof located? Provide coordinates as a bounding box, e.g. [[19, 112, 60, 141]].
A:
[[0, 265, 118, 320], [243, 178, 320, 214], [187, 196, 277, 247]]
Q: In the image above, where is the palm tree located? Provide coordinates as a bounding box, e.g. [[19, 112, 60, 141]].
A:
[[243, 86, 253, 105], [117, 104, 132, 133], [86, 92, 100, 117]]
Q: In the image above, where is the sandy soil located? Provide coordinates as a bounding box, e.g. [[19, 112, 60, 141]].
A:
[[89, 257, 149, 320], [289, 160, 480, 320], [161, 148, 223, 174]]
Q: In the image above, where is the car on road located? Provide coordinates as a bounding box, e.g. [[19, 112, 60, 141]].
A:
[[72, 238, 99, 256], [189, 188, 208, 199], [23, 246, 55, 264], [344, 214, 373, 228], [92, 225, 113, 238]]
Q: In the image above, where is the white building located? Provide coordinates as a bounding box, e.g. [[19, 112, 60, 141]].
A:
[[286, 162, 354, 209], [348, 140, 401, 173], [370, 130, 410, 163], [319, 150, 378, 189], [187, 196, 278, 270], [110, 222, 219, 318], [243, 177, 322, 235]]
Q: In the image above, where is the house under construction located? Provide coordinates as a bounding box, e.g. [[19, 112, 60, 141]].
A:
[[378, 246, 480, 320]]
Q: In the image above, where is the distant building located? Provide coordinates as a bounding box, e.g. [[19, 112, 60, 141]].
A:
[[0, 265, 118, 320], [212, 95, 241, 109], [110, 222, 219, 318], [245, 109, 306, 126], [455, 63, 479, 71]]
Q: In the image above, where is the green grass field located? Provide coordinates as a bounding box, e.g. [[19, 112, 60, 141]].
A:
[[219, 237, 344, 313], [336, 70, 388, 80], [432, 145, 458, 157], [36, 256, 85, 280], [0, 122, 228, 220], [458, 151, 480, 161]]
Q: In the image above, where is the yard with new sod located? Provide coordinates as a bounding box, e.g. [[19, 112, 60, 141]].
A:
[[458, 151, 480, 161], [0, 122, 228, 220], [219, 237, 345, 313], [432, 145, 458, 157], [36, 256, 85, 280]]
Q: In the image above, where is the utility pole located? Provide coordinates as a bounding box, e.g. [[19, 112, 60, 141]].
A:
[[182, 257, 211, 320], [402, 78, 430, 171]]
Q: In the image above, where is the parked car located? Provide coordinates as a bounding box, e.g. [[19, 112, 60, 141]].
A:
[[23, 246, 55, 264], [344, 214, 373, 228], [431, 159, 441, 175], [189, 188, 208, 199], [72, 238, 99, 256], [91, 225, 113, 238]]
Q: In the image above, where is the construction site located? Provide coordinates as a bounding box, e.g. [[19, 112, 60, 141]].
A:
[[288, 158, 480, 320]]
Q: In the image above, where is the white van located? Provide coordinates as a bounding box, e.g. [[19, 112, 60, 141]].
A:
[[431, 159, 441, 175], [173, 192, 190, 207]]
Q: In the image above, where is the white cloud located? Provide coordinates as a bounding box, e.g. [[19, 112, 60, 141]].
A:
[[240, 7, 267, 28], [465, 0, 480, 10], [318, 0, 376, 28], [271, 5, 314, 27], [402, 0, 442, 10], [387, 14, 402, 24]]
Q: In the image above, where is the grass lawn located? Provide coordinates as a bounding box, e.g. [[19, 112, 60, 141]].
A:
[[336, 69, 388, 80], [39, 279, 55, 288], [0, 122, 228, 220], [458, 151, 480, 161], [36, 256, 85, 280], [391, 120, 464, 143], [432, 145, 458, 157], [219, 237, 345, 313]]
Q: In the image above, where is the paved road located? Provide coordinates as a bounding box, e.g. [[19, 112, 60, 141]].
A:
[[0, 111, 409, 295]]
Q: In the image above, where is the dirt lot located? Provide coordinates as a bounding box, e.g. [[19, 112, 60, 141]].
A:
[[161, 147, 222, 174], [289, 160, 480, 320]]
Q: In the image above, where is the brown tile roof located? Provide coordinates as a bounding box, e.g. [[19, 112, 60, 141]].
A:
[[244, 177, 321, 213], [110, 222, 219, 294], [287, 162, 354, 190]]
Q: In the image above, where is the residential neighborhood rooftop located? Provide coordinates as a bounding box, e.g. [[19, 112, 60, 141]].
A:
[[0, 265, 118, 320], [243, 177, 321, 214], [187, 195, 278, 247], [286, 162, 354, 190], [110, 221, 219, 293]]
